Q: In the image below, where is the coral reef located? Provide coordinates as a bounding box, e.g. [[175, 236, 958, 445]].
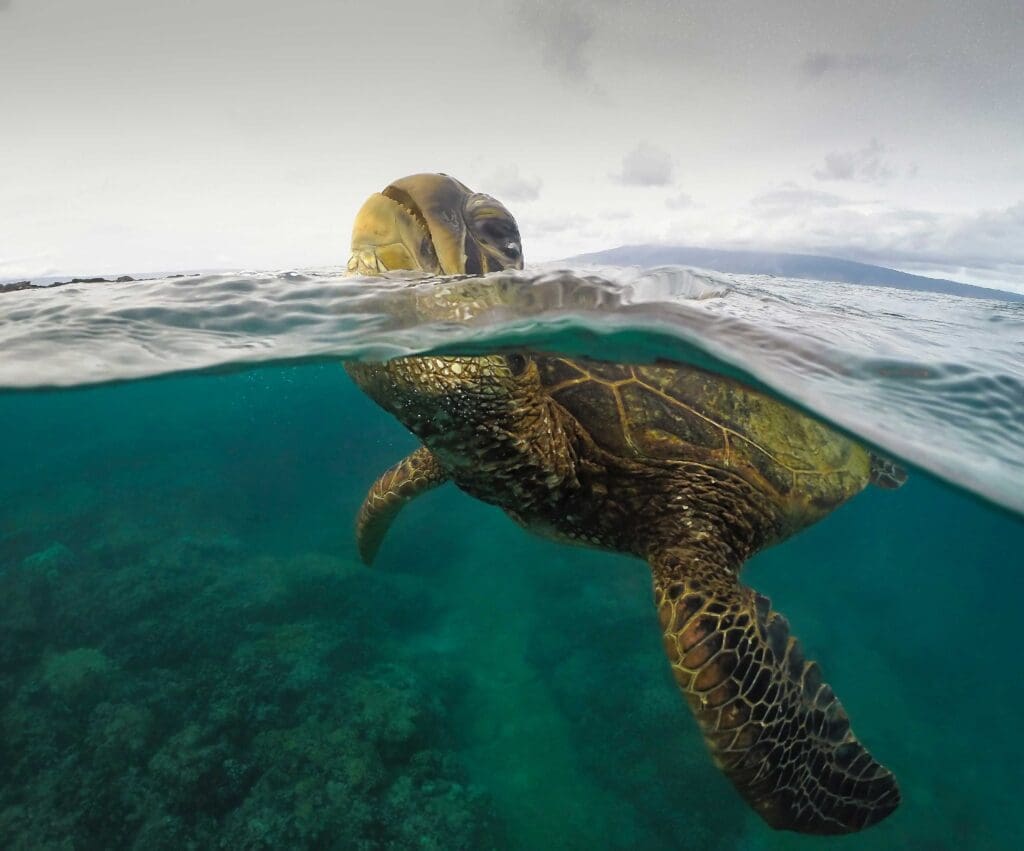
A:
[[4, 366, 1023, 850], [0, 532, 499, 850]]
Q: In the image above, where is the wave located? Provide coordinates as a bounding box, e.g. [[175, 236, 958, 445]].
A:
[[2, 264, 1022, 516]]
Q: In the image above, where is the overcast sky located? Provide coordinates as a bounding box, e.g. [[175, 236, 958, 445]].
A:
[[2, 0, 1023, 291]]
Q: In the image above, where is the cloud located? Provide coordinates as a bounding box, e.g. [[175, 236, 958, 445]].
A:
[[814, 139, 894, 183], [830, 202, 1024, 283], [937, 201, 1024, 266], [798, 52, 904, 79], [614, 142, 673, 187], [518, 1, 596, 85], [481, 165, 542, 203], [737, 191, 1024, 285], [0, 0, 11, 10], [0, 251, 54, 283], [665, 192, 695, 210], [751, 186, 848, 213], [520, 212, 592, 236]]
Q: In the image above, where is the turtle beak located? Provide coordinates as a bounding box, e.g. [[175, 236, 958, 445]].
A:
[[347, 173, 524, 276], [347, 189, 440, 275]]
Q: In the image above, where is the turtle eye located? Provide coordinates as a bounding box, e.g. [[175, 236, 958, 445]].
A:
[[465, 193, 523, 269], [506, 353, 528, 376], [478, 220, 512, 243]]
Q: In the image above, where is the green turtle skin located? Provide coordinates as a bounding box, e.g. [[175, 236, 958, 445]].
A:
[[344, 174, 903, 835], [355, 445, 446, 565]]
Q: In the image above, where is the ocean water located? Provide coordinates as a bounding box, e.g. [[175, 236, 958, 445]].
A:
[[1, 266, 1022, 850]]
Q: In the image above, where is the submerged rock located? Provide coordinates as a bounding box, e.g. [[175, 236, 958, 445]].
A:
[[41, 647, 116, 704], [21, 542, 76, 578], [0, 543, 77, 646]]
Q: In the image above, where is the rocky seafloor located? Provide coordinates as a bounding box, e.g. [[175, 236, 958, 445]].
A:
[[0, 528, 502, 850]]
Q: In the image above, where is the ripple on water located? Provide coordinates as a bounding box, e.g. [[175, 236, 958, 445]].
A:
[[1, 264, 1021, 515]]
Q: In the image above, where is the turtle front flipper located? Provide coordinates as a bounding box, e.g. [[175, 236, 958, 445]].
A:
[[356, 446, 447, 565], [650, 547, 899, 834]]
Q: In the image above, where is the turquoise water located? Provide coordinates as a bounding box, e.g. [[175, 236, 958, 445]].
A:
[[1, 269, 1023, 849]]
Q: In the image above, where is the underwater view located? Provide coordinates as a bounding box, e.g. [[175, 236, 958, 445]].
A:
[[2, 256, 1023, 850], [5, 0, 1023, 844]]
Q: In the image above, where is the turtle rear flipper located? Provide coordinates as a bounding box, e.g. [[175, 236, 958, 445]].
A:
[[355, 446, 447, 564], [869, 452, 907, 489], [651, 547, 900, 834]]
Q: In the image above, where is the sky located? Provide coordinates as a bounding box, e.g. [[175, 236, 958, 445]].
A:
[[2, 0, 1023, 292]]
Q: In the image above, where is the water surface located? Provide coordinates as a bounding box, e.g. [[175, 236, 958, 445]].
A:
[[1, 266, 1022, 849]]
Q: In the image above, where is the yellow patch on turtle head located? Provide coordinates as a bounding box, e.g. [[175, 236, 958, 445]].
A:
[[347, 173, 523, 276]]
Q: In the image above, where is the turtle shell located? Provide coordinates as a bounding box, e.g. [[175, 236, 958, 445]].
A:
[[537, 357, 871, 528]]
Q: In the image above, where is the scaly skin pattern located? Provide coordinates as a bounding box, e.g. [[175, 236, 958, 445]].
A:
[[653, 548, 899, 834], [348, 351, 901, 834], [537, 356, 872, 542], [343, 173, 900, 834], [355, 445, 447, 564], [347, 356, 580, 527]]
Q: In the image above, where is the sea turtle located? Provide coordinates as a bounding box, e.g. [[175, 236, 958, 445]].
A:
[[344, 173, 905, 834]]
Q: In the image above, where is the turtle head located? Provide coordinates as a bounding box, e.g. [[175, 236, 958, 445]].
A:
[[346, 175, 558, 479], [347, 173, 523, 276]]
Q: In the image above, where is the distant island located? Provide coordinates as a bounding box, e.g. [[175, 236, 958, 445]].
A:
[[5, 245, 1021, 304], [564, 244, 1024, 303]]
